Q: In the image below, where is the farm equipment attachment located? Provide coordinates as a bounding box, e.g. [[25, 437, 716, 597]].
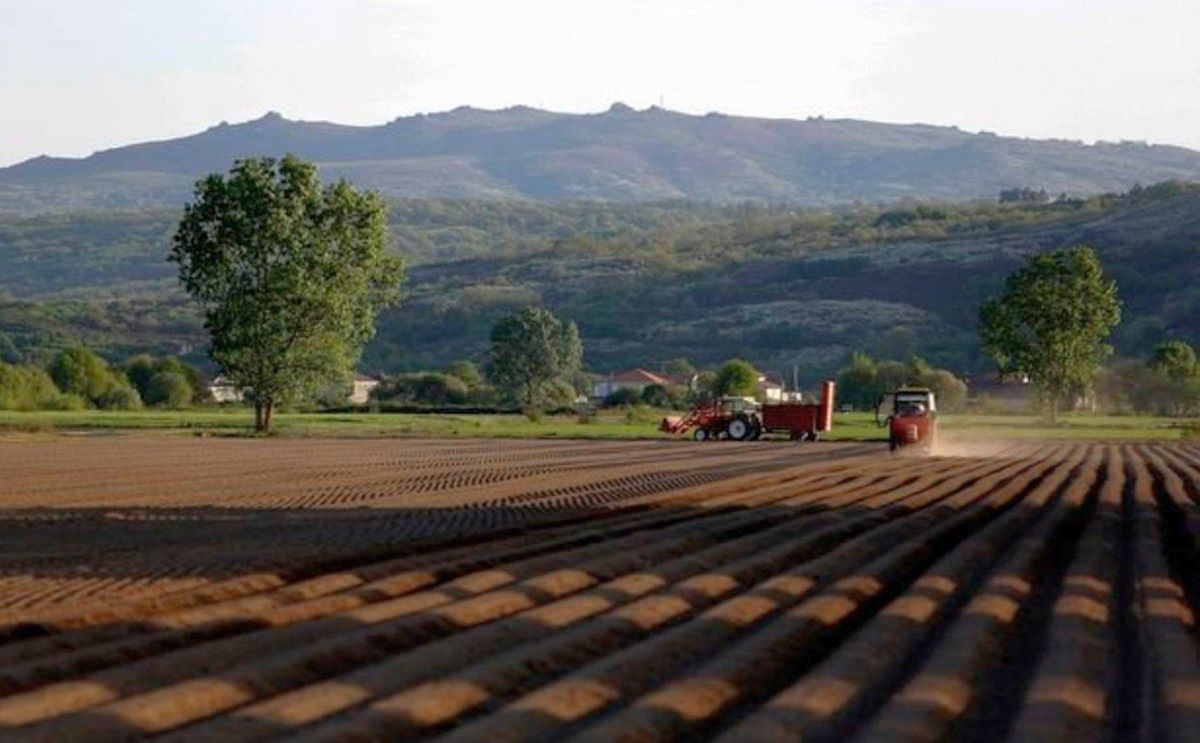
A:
[[661, 380, 835, 441]]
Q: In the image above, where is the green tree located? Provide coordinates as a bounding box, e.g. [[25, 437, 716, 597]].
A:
[[875, 360, 912, 395], [712, 359, 759, 397], [979, 246, 1121, 422], [836, 352, 884, 410], [486, 307, 583, 411], [1151, 340, 1197, 380], [919, 368, 968, 412], [442, 360, 483, 389], [145, 371, 194, 409], [0, 363, 80, 410], [640, 383, 688, 409], [125, 355, 202, 408], [662, 358, 697, 376], [692, 371, 717, 402], [124, 355, 158, 397], [171, 155, 404, 432], [604, 387, 642, 408], [47, 347, 142, 410]]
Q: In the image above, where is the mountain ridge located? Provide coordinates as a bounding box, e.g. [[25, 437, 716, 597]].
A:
[[4, 105, 1200, 213]]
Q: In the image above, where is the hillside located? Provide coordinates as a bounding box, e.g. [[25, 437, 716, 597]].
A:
[[1, 184, 1197, 377], [4, 106, 1200, 213]]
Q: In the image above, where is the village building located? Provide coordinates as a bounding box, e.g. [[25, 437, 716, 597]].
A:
[[206, 375, 243, 403], [349, 373, 381, 405], [758, 374, 786, 403], [591, 368, 672, 400]]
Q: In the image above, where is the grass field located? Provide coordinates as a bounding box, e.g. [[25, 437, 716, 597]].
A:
[[0, 406, 1194, 441]]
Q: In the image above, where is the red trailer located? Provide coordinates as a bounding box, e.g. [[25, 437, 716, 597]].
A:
[[661, 380, 835, 441], [761, 379, 836, 440]]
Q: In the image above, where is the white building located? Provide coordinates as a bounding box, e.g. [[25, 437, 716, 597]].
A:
[[207, 376, 243, 403], [758, 375, 785, 403], [350, 373, 380, 404]]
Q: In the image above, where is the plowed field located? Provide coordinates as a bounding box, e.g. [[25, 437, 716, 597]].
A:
[[0, 436, 1196, 741]]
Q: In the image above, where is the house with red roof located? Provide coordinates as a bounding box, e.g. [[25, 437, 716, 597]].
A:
[[591, 368, 673, 400]]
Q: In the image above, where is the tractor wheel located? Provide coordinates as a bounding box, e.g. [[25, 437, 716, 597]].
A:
[[809, 431, 821, 443], [726, 416, 752, 441], [750, 419, 763, 440], [693, 429, 709, 442]]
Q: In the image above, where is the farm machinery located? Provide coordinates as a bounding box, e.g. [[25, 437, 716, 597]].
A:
[[877, 387, 938, 452], [661, 380, 835, 441]]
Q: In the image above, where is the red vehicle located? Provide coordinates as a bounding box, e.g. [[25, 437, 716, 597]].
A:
[[662, 380, 835, 441], [877, 387, 938, 452]]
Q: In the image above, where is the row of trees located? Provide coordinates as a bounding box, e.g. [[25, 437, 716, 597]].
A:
[[1100, 340, 1200, 416], [836, 354, 967, 412], [157, 152, 1169, 431], [0, 348, 204, 411], [366, 308, 584, 412]]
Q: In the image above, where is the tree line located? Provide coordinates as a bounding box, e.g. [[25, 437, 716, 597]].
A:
[[16, 152, 1182, 431], [0, 347, 205, 411]]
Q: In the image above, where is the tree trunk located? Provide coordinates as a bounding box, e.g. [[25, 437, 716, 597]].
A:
[[253, 399, 275, 433]]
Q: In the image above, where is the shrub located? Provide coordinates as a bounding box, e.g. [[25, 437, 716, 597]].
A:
[[125, 355, 203, 407], [640, 383, 689, 409], [373, 372, 469, 406], [145, 371, 194, 409], [442, 360, 483, 389], [604, 387, 641, 407], [94, 384, 143, 411]]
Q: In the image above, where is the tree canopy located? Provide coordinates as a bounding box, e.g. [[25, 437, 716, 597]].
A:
[[48, 347, 142, 410], [711, 359, 759, 398], [836, 353, 966, 411], [1151, 340, 1197, 380], [979, 245, 1121, 421], [171, 155, 404, 431], [486, 307, 583, 411]]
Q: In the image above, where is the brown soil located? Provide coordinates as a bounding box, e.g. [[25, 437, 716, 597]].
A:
[[0, 436, 1194, 741]]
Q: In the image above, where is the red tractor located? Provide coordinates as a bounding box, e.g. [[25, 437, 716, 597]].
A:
[[661, 380, 835, 442], [877, 387, 938, 452]]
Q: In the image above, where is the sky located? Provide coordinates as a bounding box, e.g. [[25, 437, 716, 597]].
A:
[[2, 0, 1198, 166]]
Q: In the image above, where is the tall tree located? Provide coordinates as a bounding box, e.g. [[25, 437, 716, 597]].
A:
[[712, 359, 759, 397], [979, 246, 1120, 422], [172, 155, 404, 432], [487, 307, 583, 411], [836, 352, 882, 410]]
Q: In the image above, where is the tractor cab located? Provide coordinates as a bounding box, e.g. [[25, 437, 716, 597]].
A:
[[877, 387, 938, 452]]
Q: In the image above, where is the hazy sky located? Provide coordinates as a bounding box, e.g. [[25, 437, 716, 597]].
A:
[[2, 0, 1198, 166]]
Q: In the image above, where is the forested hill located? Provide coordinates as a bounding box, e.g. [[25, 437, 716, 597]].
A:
[[4, 105, 1200, 213], [1, 183, 1198, 377]]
